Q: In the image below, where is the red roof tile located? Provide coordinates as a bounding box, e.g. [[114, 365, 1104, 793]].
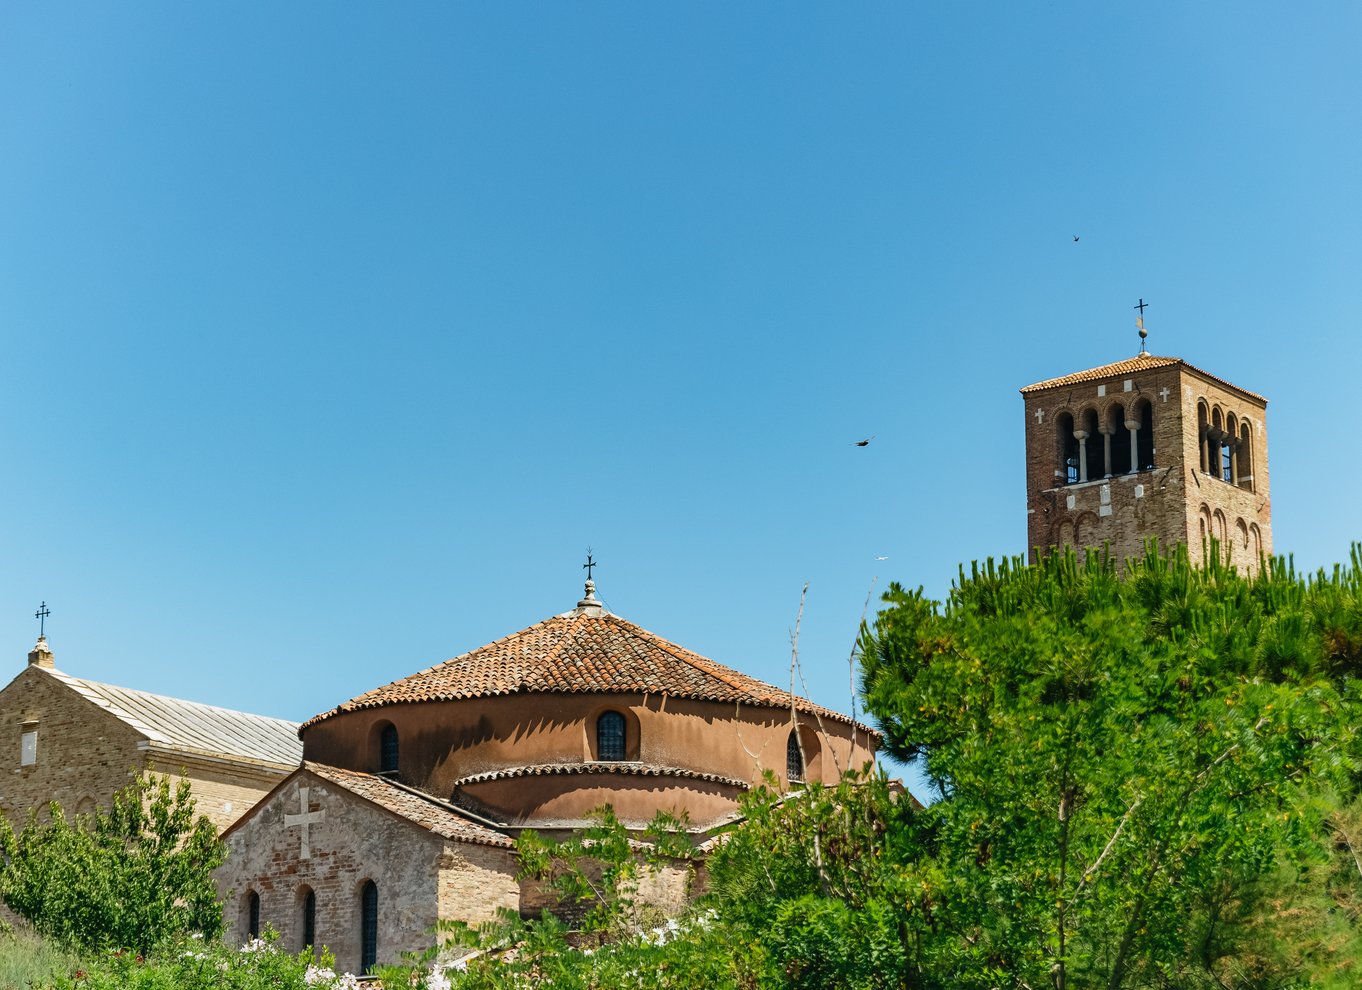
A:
[[453, 762, 751, 791], [304, 762, 514, 847], [302, 608, 860, 730], [1020, 353, 1266, 403]]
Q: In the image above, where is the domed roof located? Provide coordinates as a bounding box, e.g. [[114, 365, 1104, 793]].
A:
[[302, 589, 857, 730]]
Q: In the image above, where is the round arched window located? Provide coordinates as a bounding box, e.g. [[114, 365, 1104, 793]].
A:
[[597, 711, 626, 761], [787, 729, 804, 783]]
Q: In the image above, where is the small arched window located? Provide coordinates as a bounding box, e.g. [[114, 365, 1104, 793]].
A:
[[787, 730, 804, 783], [301, 888, 316, 950], [247, 890, 261, 939], [597, 711, 626, 761], [380, 724, 399, 774], [360, 881, 378, 973]]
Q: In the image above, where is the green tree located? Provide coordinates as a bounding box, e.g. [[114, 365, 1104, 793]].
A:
[[0, 772, 226, 953], [859, 543, 1362, 989]]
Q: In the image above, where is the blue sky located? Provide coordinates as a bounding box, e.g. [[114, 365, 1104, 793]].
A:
[[1, 4, 1358, 787]]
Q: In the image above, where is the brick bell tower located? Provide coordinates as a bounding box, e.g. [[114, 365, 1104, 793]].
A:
[[1020, 314, 1272, 571]]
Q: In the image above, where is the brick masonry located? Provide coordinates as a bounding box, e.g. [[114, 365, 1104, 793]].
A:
[[1023, 359, 1271, 571], [218, 768, 520, 972], [0, 664, 289, 832]]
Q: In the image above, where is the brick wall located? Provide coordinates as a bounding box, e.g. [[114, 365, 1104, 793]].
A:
[[1023, 361, 1271, 572], [0, 666, 290, 833], [218, 769, 520, 973], [0, 667, 143, 826]]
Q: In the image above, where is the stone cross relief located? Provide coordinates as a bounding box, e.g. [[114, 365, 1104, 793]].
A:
[[284, 785, 325, 859], [1159, 387, 1171, 403], [1034, 409, 1044, 423]]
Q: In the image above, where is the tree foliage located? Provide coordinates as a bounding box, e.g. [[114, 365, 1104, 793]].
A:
[[0, 772, 226, 954], [859, 543, 1362, 988]]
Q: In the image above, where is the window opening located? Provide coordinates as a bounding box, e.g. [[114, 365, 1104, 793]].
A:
[[1056, 413, 1078, 484], [1136, 400, 1154, 471], [19, 729, 36, 767], [360, 881, 378, 973], [302, 889, 316, 950], [787, 729, 804, 783], [597, 711, 626, 761], [247, 891, 260, 939], [380, 724, 399, 774]]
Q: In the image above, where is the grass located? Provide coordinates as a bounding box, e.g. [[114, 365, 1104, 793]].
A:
[[0, 928, 84, 989]]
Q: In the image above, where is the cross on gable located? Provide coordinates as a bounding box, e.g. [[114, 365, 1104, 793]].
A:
[[284, 785, 325, 859]]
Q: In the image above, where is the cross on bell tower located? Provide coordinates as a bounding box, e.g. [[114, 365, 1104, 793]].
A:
[[1019, 308, 1272, 573]]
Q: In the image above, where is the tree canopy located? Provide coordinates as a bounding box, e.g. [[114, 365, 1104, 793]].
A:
[[859, 544, 1362, 988]]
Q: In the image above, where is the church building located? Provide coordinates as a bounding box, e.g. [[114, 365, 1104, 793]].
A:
[[216, 577, 876, 973], [0, 636, 302, 832], [1020, 326, 1271, 570]]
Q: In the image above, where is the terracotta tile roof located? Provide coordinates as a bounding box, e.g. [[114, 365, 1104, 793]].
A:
[[1019, 353, 1266, 403], [303, 762, 514, 847], [47, 667, 302, 769], [302, 609, 861, 730], [453, 762, 751, 791]]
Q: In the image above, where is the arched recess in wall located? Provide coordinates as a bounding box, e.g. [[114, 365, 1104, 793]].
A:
[[1134, 398, 1154, 470], [1238, 421, 1255, 491], [1250, 523, 1263, 563], [1079, 408, 1101, 482], [1107, 402, 1130, 477], [1235, 519, 1249, 564], [1055, 519, 1076, 552], [1073, 512, 1101, 562], [74, 796, 96, 820], [1056, 412, 1078, 484], [1213, 509, 1228, 558], [297, 885, 316, 952], [1198, 504, 1213, 555], [586, 705, 640, 762], [1225, 413, 1240, 484], [244, 890, 261, 939], [1197, 401, 1211, 473]]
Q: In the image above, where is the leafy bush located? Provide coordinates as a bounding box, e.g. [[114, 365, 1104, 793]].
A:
[[45, 929, 361, 990], [0, 773, 224, 953]]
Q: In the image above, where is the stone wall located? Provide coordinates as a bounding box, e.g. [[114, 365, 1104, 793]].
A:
[[218, 769, 520, 972], [0, 666, 143, 826]]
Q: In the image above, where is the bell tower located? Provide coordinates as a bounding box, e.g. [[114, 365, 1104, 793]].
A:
[[1020, 324, 1271, 571]]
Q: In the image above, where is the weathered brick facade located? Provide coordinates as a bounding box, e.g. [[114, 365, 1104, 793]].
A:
[[0, 641, 299, 832], [1022, 353, 1271, 571], [218, 766, 520, 972]]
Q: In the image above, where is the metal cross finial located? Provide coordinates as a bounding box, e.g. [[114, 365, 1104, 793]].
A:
[[1134, 298, 1149, 315], [583, 550, 597, 581], [34, 602, 50, 638]]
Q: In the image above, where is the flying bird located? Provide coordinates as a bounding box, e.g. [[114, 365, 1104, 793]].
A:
[[1073, 235, 1080, 242], [852, 435, 876, 447], [875, 556, 889, 561]]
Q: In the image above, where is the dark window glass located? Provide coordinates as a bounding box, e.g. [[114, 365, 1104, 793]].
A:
[[597, 711, 626, 761], [787, 730, 804, 783], [361, 881, 378, 973], [247, 891, 260, 938], [380, 724, 398, 774], [302, 889, 316, 949]]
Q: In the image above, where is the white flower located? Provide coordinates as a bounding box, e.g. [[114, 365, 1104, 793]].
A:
[[239, 937, 270, 954]]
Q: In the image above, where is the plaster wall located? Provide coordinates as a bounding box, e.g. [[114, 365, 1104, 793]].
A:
[[303, 692, 872, 810]]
